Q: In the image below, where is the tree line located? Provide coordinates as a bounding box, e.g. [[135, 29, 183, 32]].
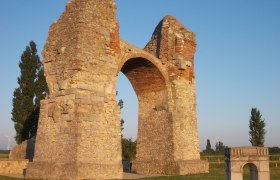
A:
[[202, 139, 227, 155]]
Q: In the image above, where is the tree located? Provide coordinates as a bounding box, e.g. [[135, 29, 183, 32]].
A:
[[203, 139, 214, 154], [11, 41, 47, 144], [269, 147, 280, 155], [118, 99, 124, 132], [249, 108, 266, 147], [122, 138, 137, 160], [31, 61, 47, 137], [117, 95, 137, 160], [215, 141, 227, 154]]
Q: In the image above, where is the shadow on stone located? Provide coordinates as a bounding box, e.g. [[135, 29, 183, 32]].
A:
[[9, 137, 35, 162], [122, 160, 132, 173]]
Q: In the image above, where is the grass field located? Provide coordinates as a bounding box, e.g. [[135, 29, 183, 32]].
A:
[[141, 163, 280, 180], [142, 164, 225, 180], [0, 163, 280, 180], [0, 153, 280, 180], [0, 177, 25, 180], [0, 152, 9, 159]]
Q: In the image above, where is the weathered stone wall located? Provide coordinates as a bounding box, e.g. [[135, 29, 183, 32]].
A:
[[26, 0, 208, 179], [143, 15, 202, 168], [27, 0, 122, 179], [0, 159, 28, 175]]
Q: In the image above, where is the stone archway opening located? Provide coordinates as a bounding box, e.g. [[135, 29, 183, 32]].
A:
[[116, 72, 138, 172], [242, 163, 258, 180], [116, 72, 138, 141], [118, 57, 171, 174]]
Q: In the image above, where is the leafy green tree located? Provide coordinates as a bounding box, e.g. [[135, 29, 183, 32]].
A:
[[122, 138, 137, 160], [215, 141, 226, 154], [31, 62, 47, 137], [118, 99, 124, 132], [35, 68, 47, 106], [249, 108, 266, 147], [11, 41, 47, 144], [269, 147, 280, 155], [203, 139, 214, 154], [117, 95, 137, 160]]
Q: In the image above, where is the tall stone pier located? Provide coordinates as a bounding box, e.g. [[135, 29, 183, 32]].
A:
[[26, 0, 209, 179]]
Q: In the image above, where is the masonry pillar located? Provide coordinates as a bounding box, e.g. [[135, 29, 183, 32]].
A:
[[26, 0, 123, 179], [142, 15, 209, 175]]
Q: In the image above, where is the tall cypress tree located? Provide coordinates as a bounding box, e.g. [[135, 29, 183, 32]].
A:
[[32, 57, 47, 137], [11, 41, 47, 144], [249, 108, 266, 147], [205, 139, 213, 154]]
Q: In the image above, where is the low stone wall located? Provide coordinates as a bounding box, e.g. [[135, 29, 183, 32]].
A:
[[0, 159, 28, 175], [26, 161, 123, 179], [132, 160, 209, 175], [176, 160, 209, 174]]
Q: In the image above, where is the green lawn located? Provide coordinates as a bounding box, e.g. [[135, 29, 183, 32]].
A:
[[269, 165, 280, 180], [0, 177, 25, 180], [141, 164, 224, 180], [141, 163, 280, 180], [0, 153, 9, 159], [0, 163, 280, 179]]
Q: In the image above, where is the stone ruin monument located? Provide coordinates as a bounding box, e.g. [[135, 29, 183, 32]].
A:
[[26, 0, 209, 179], [225, 147, 270, 180]]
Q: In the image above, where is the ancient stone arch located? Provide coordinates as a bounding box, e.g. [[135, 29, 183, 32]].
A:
[[225, 147, 270, 180], [26, 0, 208, 179]]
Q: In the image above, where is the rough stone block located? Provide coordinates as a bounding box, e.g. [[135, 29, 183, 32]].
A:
[[0, 159, 28, 175]]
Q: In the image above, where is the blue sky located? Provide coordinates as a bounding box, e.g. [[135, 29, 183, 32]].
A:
[[0, 0, 279, 150]]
